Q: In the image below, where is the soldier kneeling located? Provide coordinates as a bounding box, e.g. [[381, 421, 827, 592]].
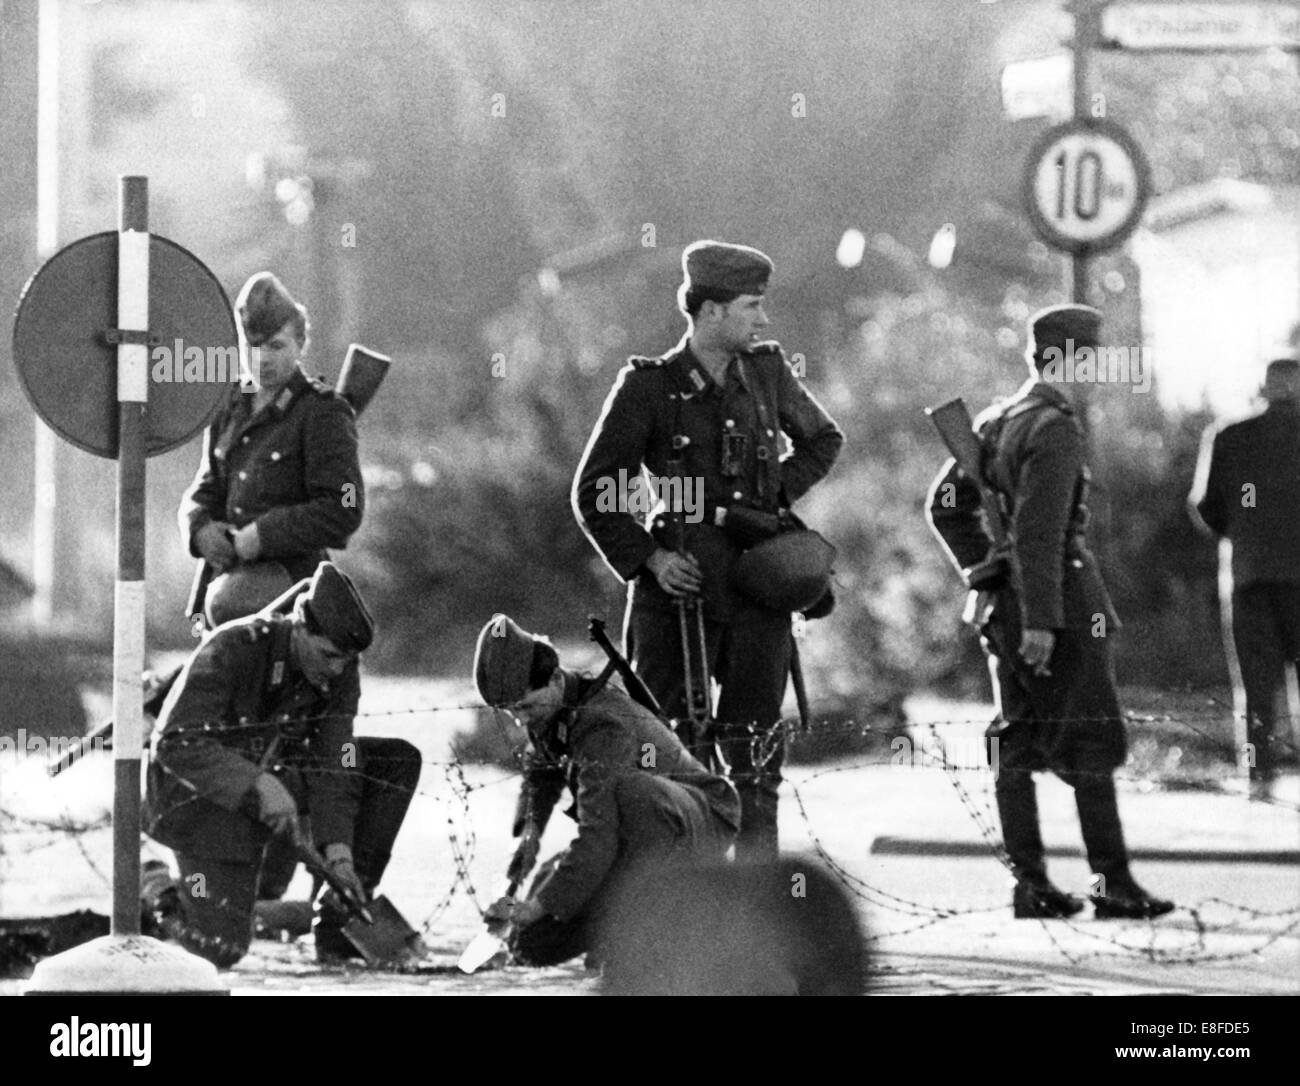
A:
[[474, 614, 740, 969], [143, 563, 420, 968]]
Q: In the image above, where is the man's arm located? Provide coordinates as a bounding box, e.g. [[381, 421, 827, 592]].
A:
[[153, 635, 265, 813], [301, 662, 364, 853], [178, 417, 231, 560], [1188, 422, 1228, 537], [572, 363, 661, 581], [775, 356, 844, 505], [1009, 414, 1082, 631]]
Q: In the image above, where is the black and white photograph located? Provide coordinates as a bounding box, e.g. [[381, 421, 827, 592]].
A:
[[0, 0, 1296, 1060]]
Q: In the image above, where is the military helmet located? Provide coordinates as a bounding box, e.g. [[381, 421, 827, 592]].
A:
[[204, 561, 294, 628], [731, 529, 837, 613]]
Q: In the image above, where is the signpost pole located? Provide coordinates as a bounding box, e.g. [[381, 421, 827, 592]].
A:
[[18, 178, 230, 994], [112, 176, 149, 937], [1070, 1, 1101, 306]]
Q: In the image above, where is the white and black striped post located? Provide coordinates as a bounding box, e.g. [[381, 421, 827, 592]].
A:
[[112, 175, 149, 936], [25, 177, 225, 994]]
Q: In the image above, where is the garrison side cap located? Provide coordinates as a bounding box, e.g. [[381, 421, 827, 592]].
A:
[[473, 613, 540, 707], [302, 561, 374, 652]]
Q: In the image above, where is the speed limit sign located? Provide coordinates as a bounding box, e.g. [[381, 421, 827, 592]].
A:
[[1023, 117, 1151, 254]]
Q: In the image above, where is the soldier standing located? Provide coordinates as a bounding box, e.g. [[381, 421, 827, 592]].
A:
[[179, 271, 365, 626], [1189, 357, 1300, 800], [926, 304, 1172, 920], [572, 240, 843, 860], [143, 563, 421, 967]]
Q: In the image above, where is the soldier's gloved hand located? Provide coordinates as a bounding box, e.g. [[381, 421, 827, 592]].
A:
[[507, 821, 541, 884], [645, 547, 703, 597], [252, 772, 300, 839], [323, 843, 367, 904], [1019, 628, 1056, 677], [485, 895, 543, 927], [231, 521, 262, 562], [195, 521, 237, 570]]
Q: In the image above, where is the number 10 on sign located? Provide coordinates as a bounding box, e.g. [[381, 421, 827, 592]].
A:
[[1024, 118, 1151, 254]]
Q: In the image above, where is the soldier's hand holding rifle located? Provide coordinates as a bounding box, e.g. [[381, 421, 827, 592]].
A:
[[194, 521, 237, 572], [646, 548, 702, 596]]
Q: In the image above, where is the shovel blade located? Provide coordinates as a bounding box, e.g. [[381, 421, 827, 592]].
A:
[[457, 926, 509, 974], [341, 895, 426, 967]]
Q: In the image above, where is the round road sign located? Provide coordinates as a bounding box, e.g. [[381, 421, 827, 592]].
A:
[[12, 231, 238, 459], [1023, 117, 1151, 255]]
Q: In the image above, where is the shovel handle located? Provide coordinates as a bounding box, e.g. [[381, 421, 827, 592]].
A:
[[294, 838, 375, 925]]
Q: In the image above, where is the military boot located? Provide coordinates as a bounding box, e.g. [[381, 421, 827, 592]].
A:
[[1090, 877, 1174, 920], [1012, 875, 1084, 919]]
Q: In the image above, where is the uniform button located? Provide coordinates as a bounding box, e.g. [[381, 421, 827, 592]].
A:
[[238, 471, 248, 481], [1071, 559, 1084, 569], [271, 451, 282, 461], [233, 506, 243, 515], [725, 419, 735, 427], [766, 428, 775, 438], [733, 490, 743, 500], [241, 436, 249, 445]]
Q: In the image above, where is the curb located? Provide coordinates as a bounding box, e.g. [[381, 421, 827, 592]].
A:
[[869, 837, 1300, 864]]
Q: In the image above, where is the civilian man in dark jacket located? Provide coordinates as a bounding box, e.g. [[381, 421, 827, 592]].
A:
[[927, 305, 1172, 921], [143, 563, 420, 967], [572, 241, 843, 860], [1189, 358, 1300, 798], [474, 614, 740, 967]]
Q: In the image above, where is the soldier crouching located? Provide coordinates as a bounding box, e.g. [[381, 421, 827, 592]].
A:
[[143, 563, 421, 967], [473, 614, 740, 968]]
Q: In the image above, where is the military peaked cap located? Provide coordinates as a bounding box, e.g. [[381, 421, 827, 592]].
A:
[[1029, 303, 1102, 359], [682, 240, 774, 297], [302, 562, 374, 652]]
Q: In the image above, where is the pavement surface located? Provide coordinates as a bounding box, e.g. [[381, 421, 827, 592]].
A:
[[2, 681, 1297, 996]]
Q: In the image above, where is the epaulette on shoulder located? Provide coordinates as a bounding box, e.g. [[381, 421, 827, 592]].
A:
[[743, 340, 783, 358], [628, 355, 665, 371], [307, 374, 336, 396], [236, 615, 275, 644]]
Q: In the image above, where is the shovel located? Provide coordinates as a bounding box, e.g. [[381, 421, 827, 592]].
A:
[[457, 878, 520, 974], [296, 840, 428, 968]]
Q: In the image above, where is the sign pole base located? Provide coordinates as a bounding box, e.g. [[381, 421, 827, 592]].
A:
[[23, 934, 228, 995]]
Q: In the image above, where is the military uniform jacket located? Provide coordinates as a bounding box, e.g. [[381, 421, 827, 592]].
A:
[[926, 379, 1117, 633], [179, 367, 364, 579], [572, 337, 843, 621], [522, 680, 741, 922], [144, 614, 363, 863], [1191, 401, 1300, 587]]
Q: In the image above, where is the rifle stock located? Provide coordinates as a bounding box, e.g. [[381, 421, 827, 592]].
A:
[[925, 398, 1008, 548]]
